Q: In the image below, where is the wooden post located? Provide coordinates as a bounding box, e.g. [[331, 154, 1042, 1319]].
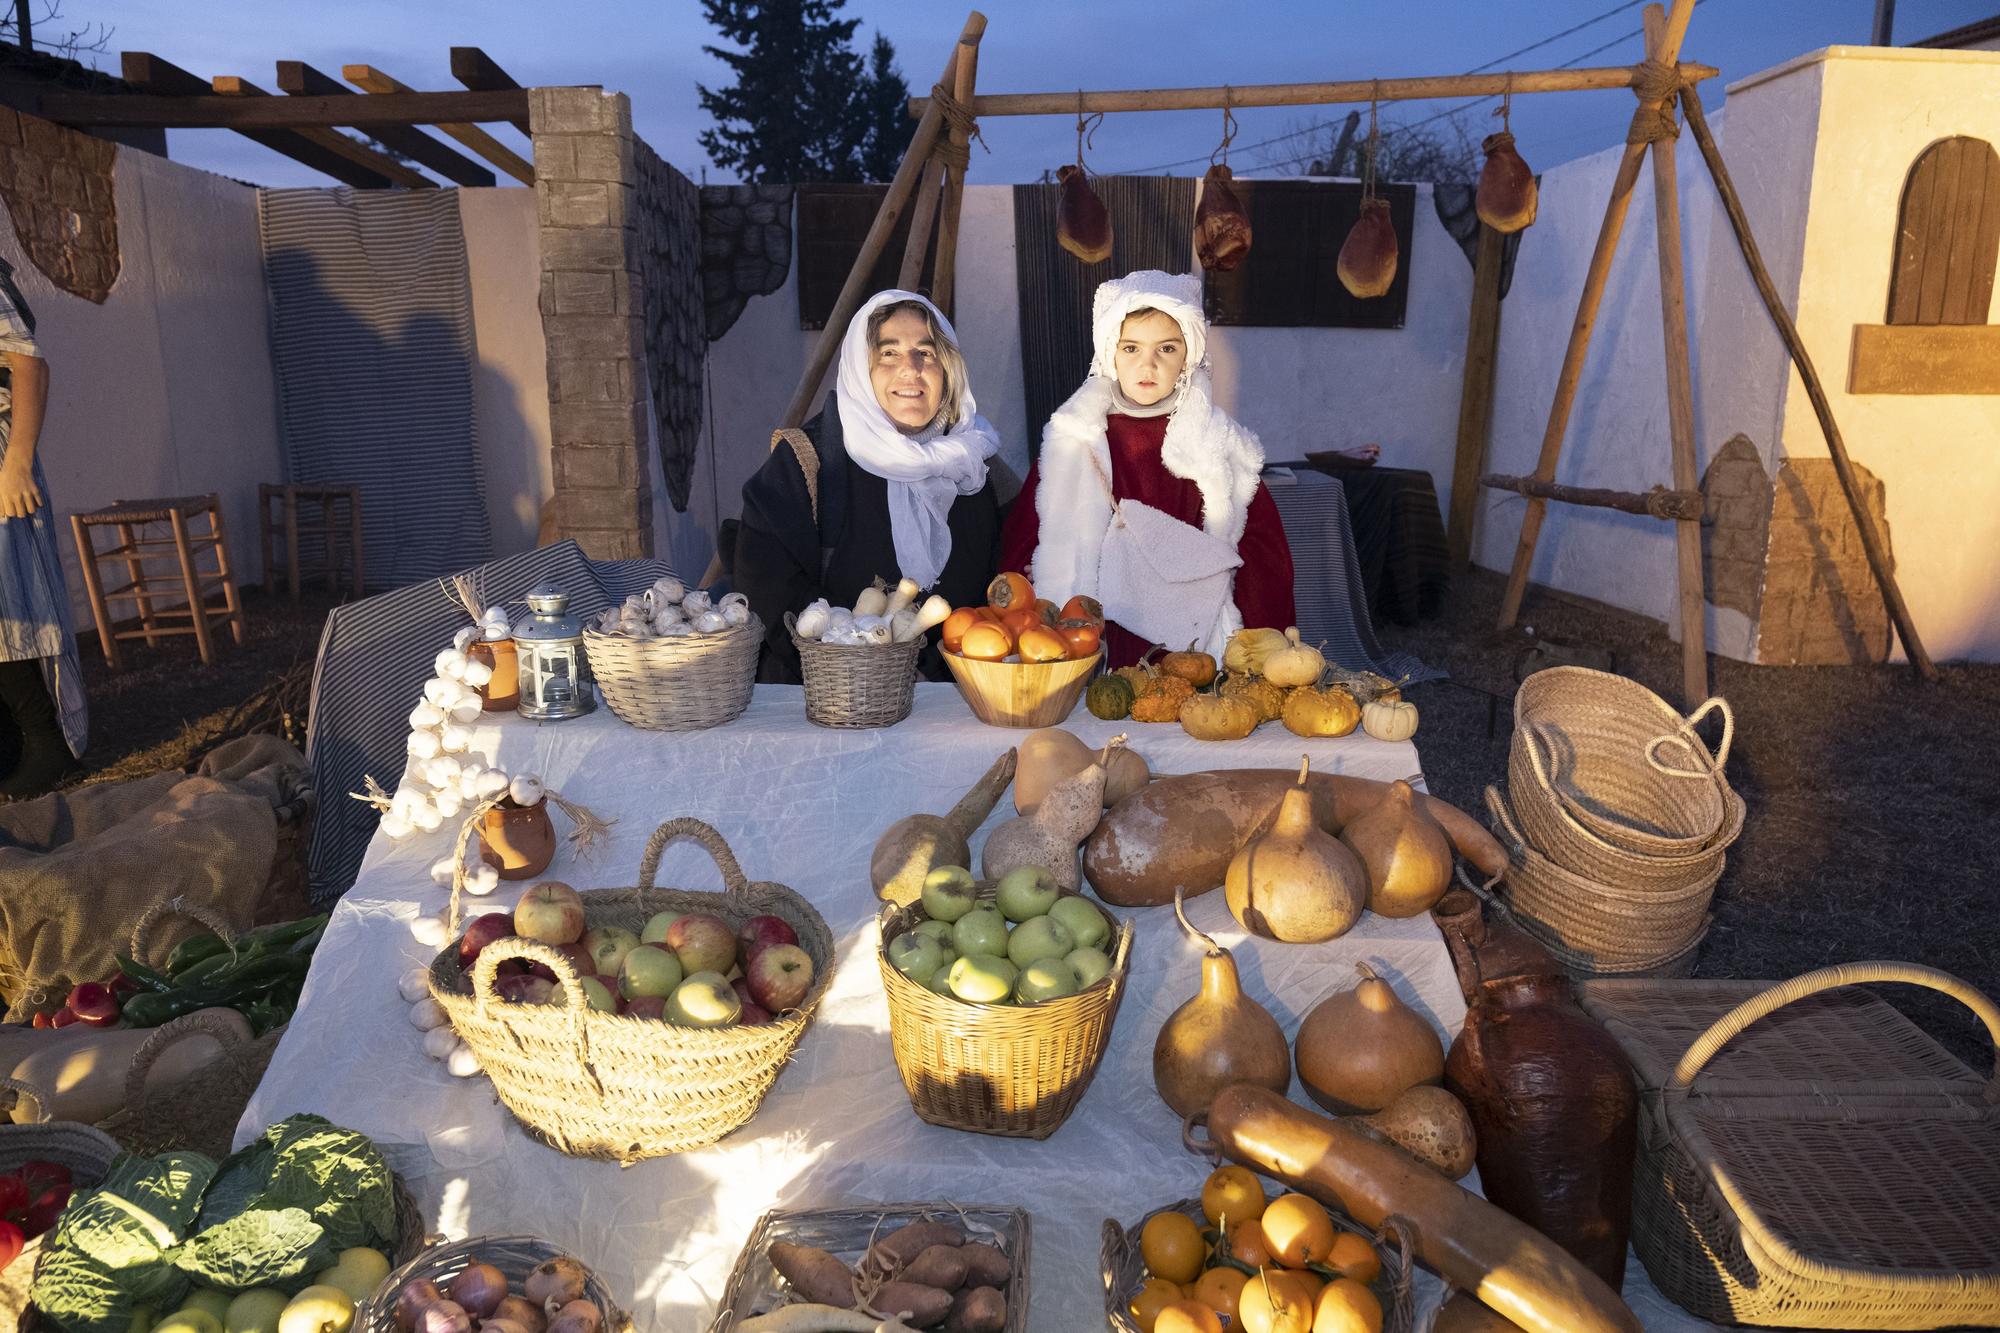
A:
[[205, 497, 246, 646], [70, 516, 119, 669], [779, 11, 986, 429], [169, 506, 218, 666], [115, 521, 161, 645], [931, 25, 984, 319], [897, 156, 947, 292], [1447, 222, 1505, 568]]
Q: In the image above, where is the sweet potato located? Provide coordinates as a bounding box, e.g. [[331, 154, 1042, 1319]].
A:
[[898, 1244, 968, 1293], [871, 1282, 953, 1328], [955, 1243, 1011, 1290], [767, 1241, 857, 1307], [942, 1286, 1007, 1332], [863, 1221, 965, 1279]]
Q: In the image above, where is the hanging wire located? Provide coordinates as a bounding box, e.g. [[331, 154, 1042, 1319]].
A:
[[1209, 87, 1239, 169], [1075, 91, 1105, 171]]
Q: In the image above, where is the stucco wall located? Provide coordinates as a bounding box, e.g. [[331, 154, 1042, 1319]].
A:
[[459, 186, 554, 556]]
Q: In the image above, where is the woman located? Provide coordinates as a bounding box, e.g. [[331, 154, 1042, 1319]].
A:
[[0, 258, 86, 799], [736, 290, 1003, 683], [998, 269, 1294, 667]]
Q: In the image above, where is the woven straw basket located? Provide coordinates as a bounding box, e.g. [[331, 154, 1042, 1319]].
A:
[[0, 1120, 121, 1329], [878, 885, 1133, 1138], [584, 618, 761, 731], [786, 612, 921, 728], [357, 1234, 631, 1333], [1578, 964, 2000, 1329], [429, 818, 834, 1163], [1101, 1197, 1415, 1333]]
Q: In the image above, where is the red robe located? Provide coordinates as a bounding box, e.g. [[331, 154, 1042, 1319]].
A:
[[998, 412, 1296, 667]]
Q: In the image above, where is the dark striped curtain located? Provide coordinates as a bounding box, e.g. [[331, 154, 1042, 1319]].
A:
[[258, 188, 491, 588], [1012, 176, 1197, 454]]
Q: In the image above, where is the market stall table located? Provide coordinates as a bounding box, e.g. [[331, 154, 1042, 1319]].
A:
[[241, 683, 1715, 1331]]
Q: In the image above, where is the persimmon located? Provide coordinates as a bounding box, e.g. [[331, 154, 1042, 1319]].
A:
[[986, 571, 1034, 612], [959, 621, 1014, 661], [973, 606, 1002, 623], [941, 607, 982, 653], [1033, 598, 1061, 626], [1000, 606, 1045, 640], [1017, 625, 1069, 663], [1060, 594, 1104, 624], [1056, 618, 1102, 659]]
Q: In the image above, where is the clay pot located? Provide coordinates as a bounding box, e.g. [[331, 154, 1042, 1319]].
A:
[[469, 638, 521, 712], [480, 798, 556, 880]]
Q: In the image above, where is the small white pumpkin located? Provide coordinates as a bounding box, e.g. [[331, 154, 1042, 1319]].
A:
[[1362, 697, 1420, 742]]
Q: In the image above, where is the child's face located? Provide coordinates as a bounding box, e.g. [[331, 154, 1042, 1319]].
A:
[[1114, 310, 1188, 407]]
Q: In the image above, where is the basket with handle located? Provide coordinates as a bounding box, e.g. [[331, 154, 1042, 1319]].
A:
[[785, 611, 922, 728], [1582, 963, 2000, 1328], [0, 1118, 122, 1329], [428, 817, 835, 1163], [355, 1233, 631, 1333], [584, 616, 762, 731]]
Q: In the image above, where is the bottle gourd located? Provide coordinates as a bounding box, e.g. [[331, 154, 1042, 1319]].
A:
[[1224, 756, 1367, 943], [1152, 888, 1291, 1117]]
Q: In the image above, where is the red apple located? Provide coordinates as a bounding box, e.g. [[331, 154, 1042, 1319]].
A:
[[527, 941, 593, 985], [746, 943, 814, 1014], [0, 1220, 20, 1272], [0, 1174, 28, 1216], [620, 994, 667, 1021], [738, 999, 774, 1026], [49, 1007, 79, 1029], [105, 972, 141, 999], [457, 912, 516, 967], [513, 881, 586, 946], [495, 974, 556, 1006], [736, 915, 798, 964], [22, 1187, 67, 1237], [66, 983, 119, 1028], [664, 913, 736, 975]]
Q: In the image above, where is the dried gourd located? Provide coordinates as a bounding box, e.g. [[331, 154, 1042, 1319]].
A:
[[1179, 683, 1259, 742], [1087, 674, 1135, 721], [1160, 643, 1219, 688], [1223, 627, 1289, 677], [1225, 756, 1368, 943], [1220, 674, 1287, 724], [1283, 683, 1361, 739], [1340, 778, 1452, 918], [1261, 629, 1326, 689]]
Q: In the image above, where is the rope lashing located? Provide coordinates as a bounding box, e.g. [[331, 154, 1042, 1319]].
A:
[[928, 81, 987, 172], [1627, 59, 1683, 144]]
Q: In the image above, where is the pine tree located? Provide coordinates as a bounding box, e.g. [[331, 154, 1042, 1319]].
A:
[[852, 32, 912, 184]]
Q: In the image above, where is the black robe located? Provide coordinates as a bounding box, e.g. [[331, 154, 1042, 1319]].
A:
[[735, 407, 1002, 684]]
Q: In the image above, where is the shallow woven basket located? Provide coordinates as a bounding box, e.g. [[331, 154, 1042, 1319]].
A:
[[940, 647, 1100, 729], [0, 1120, 121, 1329], [1577, 964, 2000, 1329], [356, 1234, 631, 1333], [877, 884, 1133, 1138], [708, 1202, 1033, 1332], [584, 617, 761, 731], [1101, 1196, 1415, 1333], [786, 612, 921, 728], [429, 818, 834, 1164], [1487, 786, 1717, 967]]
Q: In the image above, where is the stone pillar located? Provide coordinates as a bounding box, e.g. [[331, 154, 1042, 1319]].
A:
[[529, 87, 651, 559]]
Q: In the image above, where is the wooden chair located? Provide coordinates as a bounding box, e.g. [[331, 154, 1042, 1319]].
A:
[[259, 482, 365, 601], [70, 493, 247, 668]]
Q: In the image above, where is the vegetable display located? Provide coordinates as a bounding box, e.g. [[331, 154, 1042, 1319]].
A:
[[102, 914, 327, 1035], [1223, 759, 1368, 945], [752, 1217, 1014, 1331], [1294, 963, 1445, 1116], [886, 865, 1117, 1007], [940, 575, 1102, 665], [390, 1253, 613, 1333], [1336, 781, 1453, 920], [794, 578, 951, 647], [979, 738, 1126, 891], [0, 1159, 74, 1261], [1011, 728, 1147, 816]]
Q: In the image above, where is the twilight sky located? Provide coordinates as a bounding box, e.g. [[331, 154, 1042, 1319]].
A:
[[64, 0, 1999, 188]]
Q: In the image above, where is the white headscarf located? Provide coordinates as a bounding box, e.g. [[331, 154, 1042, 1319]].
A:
[[835, 290, 1001, 590]]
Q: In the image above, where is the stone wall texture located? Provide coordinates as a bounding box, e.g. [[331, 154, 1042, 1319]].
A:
[[1755, 458, 1893, 665], [0, 105, 119, 302], [1700, 434, 1772, 621]]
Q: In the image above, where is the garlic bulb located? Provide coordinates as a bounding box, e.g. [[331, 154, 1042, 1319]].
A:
[[422, 1025, 460, 1060], [398, 969, 431, 1003], [466, 864, 500, 897], [723, 602, 751, 628], [410, 701, 445, 730], [422, 757, 458, 789], [429, 856, 458, 888], [380, 811, 414, 840], [472, 768, 512, 800], [453, 626, 479, 653], [432, 787, 463, 819], [449, 696, 483, 726], [853, 614, 887, 634], [795, 600, 831, 639], [411, 803, 444, 834], [434, 649, 469, 680], [658, 620, 694, 637], [410, 913, 448, 946], [408, 730, 443, 760], [509, 774, 545, 806], [446, 1043, 481, 1077], [423, 677, 456, 708], [822, 627, 864, 647], [439, 725, 472, 754], [409, 997, 448, 1031], [693, 610, 728, 633], [461, 659, 494, 689]]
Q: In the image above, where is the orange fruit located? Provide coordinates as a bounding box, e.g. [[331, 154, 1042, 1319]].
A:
[[1140, 1211, 1208, 1286], [1128, 1277, 1183, 1332], [1312, 1277, 1383, 1333], [1056, 617, 1102, 658], [1155, 1299, 1224, 1333], [1237, 1269, 1318, 1333], [1000, 605, 1045, 640], [941, 606, 981, 652], [1192, 1266, 1249, 1320], [1323, 1231, 1381, 1284], [1228, 1223, 1276, 1269], [986, 571, 1034, 612], [1017, 624, 1069, 663], [958, 621, 1014, 662], [1260, 1193, 1337, 1268], [1201, 1164, 1268, 1228], [1060, 593, 1105, 624]]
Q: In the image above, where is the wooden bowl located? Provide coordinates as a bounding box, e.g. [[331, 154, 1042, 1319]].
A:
[[942, 648, 1102, 728]]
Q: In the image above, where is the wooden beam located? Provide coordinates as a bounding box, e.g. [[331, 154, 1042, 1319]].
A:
[[897, 157, 947, 292], [449, 46, 532, 136], [1482, 474, 1705, 520], [1447, 223, 1505, 568], [909, 61, 1719, 118], [344, 65, 533, 184], [277, 61, 495, 186], [119, 52, 392, 189], [41, 85, 528, 130], [930, 22, 984, 317], [214, 76, 436, 189], [1849, 323, 2000, 393]]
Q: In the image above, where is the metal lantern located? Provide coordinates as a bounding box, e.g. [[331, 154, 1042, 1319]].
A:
[[514, 583, 595, 720]]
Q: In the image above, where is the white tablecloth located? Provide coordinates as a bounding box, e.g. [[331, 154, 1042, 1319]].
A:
[[241, 683, 1710, 1331]]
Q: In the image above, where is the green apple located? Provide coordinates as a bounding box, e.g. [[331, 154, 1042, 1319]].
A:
[[947, 953, 1018, 1003], [576, 976, 618, 1013], [181, 1293, 234, 1322], [1006, 914, 1074, 969], [1067, 946, 1113, 989], [276, 1286, 353, 1333], [581, 925, 641, 977], [994, 865, 1060, 922], [309, 1248, 390, 1305], [157, 1315, 222, 1333], [887, 932, 950, 984], [225, 1290, 289, 1333], [951, 905, 1009, 958], [666, 971, 741, 1027], [618, 943, 684, 999], [924, 967, 957, 996], [639, 910, 685, 943], [1048, 896, 1110, 950], [1015, 957, 1082, 1004], [910, 919, 958, 954], [919, 865, 980, 922]]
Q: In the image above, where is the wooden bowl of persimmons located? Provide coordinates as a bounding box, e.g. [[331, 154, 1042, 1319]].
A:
[[940, 573, 1105, 728]]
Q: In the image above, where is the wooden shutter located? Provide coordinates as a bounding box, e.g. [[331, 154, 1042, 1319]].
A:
[[1886, 136, 1999, 326], [794, 184, 938, 330]]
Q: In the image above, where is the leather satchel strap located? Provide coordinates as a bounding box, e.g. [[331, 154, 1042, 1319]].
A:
[[770, 427, 819, 525]]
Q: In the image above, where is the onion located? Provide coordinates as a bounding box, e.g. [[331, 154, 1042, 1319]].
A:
[[409, 998, 447, 1031], [394, 1279, 444, 1333], [448, 1262, 509, 1319], [523, 1256, 589, 1309], [446, 1043, 482, 1078], [422, 1025, 460, 1060], [416, 1299, 472, 1333], [398, 969, 431, 1003], [546, 1301, 602, 1333]]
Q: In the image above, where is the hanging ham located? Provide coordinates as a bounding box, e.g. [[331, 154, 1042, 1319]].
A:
[[1476, 130, 1538, 233], [1056, 164, 1113, 263], [1337, 195, 1398, 298], [1195, 163, 1252, 271]]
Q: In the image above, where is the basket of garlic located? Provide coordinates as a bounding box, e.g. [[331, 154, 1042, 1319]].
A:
[[788, 578, 950, 729], [583, 576, 763, 731]]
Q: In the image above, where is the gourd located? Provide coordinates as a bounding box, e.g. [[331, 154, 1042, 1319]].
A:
[[1296, 961, 1446, 1114], [1338, 779, 1453, 918], [8, 1008, 256, 1126], [1361, 697, 1419, 742], [1159, 643, 1219, 688], [1223, 627, 1289, 677], [1152, 888, 1291, 1118], [1219, 673, 1287, 724], [871, 750, 1018, 904], [980, 736, 1125, 890], [1130, 675, 1193, 723], [1260, 629, 1325, 688], [1087, 674, 1135, 721], [1281, 683, 1360, 739], [1178, 683, 1258, 742], [1014, 727, 1147, 813], [1224, 757, 1368, 943], [1354, 1085, 1477, 1179]]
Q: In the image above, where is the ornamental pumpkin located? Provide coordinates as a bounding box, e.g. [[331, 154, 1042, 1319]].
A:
[[1160, 642, 1219, 688], [1262, 629, 1327, 689], [1361, 697, 1419, 742], [1282, 684, 1361, 739], [1180, 683, 1259, 742], [1223, 627, 1289, 677], [1220, 673, 1287, 724], [1087, 674, 1136, 721], [1131, 683, 1192, 724]]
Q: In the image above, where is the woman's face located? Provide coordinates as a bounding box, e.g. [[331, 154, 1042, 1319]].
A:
[[869, 307, 945, 433], [1114, 309, 1188, 407]]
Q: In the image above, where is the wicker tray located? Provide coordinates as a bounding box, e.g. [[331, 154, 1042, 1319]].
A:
[[1576, 963, 2000, 1329], [707, 1202, 1032, 1332], [356, 1234, 631, 1333], [430, 818, 835, 1163], [877, 883, 1133, 1138], [0, 1119, 122, 1329], [585, 618, 761, 731], [1101, 1196, 1415, 1333], [787, 612, 921, 728]]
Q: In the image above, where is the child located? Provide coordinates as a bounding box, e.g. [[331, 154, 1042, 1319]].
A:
[[997, 270, 1294, 666]]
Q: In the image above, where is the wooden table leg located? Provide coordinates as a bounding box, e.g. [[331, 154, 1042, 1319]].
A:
[[205, 496, 246, 647], [170, 507, 218, 666], [70, 515, 120, 670], [116, 521, 161, 646]]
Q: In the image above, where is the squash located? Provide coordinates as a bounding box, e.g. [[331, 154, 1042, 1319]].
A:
[[1015, 727, 1148, 813], [1160, 643, 1219, 688], [1220, 673, 1287, 725], [1261, 630, 1325, 689], [1223, 627, 1289, 677], [8, 1007, 256, 1126], [1179, 684, 1258, 742], [1338, 779, 1452, 918], [981, 736, 1124, 889], [872, 749, 1018, 903], [1087, 674, 1135, 721], [1224, 757, 1367, 943], [1361, 698, 1418, 742], [1354, 1084, 1478, 1179], [1295, 961, 1445, 1114], [1152, 888, 1291, 1117], [1130, 690, 1187, 724], [1282, 684, 1360, 739]]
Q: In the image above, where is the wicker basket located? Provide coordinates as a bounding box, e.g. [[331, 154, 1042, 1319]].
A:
[[1576, 964, 2000, 1329], [1101, 1197, 1415, 1333], [0, 1120, 121, 1329], [877, 884, 1133, 1138], [356, 1234, 631, 1333], [584, 618, 761, 731], [786, 612, 921, 728], [940, 648, 1100, 728], [708, 1202, 1032, 1332], [429, 818, 834, 1163]]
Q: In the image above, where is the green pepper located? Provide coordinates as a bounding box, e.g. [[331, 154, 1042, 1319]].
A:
[[117, 992, 191, 1027], [164, 934, 230, 978], [237, 914, 329, 952], [166, 950, 238, 989], [283, 922, 326, 957], [114, 954, 176, 994]]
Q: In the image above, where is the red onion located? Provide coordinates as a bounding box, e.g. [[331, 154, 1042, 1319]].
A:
[[448, 1262, 508, 1319], [490, 1297, 547, 1333], [545, 1301, 602, 1333], [522, 1257, 588, 1309], [394, 1279, 444, 1333], [416, 1300, 473, 1333], [481, 1323, 532, 1333]]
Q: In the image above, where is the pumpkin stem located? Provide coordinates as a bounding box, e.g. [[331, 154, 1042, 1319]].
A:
[[1173, 885, 1224, 957], [1097, 734, 1127, 767]]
